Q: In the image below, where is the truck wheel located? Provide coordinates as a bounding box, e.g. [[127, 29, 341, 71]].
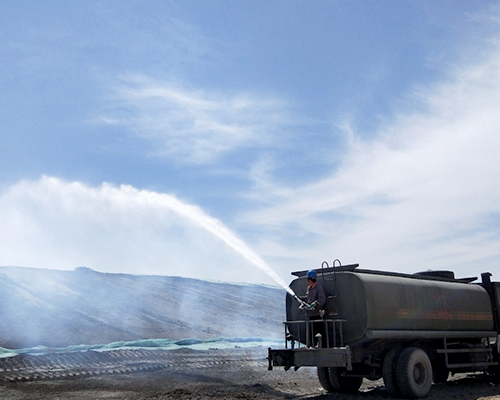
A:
[[396, 347, 433, 399], [317, 367, 335, 392], [383, 348, 402, 398], [328, 367, 363, 394]]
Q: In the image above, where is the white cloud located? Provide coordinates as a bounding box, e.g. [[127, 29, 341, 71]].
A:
[[100, 75, 289, 165], [0, 176, 281, 286], [240, 27, 500, 279]]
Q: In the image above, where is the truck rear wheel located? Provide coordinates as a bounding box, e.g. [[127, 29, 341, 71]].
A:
[[328, 367, 363, 394], [396, 347, 433, 399], [383, 348, 402, 398], [317, 367, 335, 392]]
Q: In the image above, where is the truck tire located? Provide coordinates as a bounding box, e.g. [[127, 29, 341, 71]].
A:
[[328, 367, 363, 394], [396, 347, 433, 399], [317, 367, 335, 392], [383, 348, 402, 398]]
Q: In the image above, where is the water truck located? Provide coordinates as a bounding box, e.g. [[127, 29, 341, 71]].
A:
[[267, 263, 500, 398]]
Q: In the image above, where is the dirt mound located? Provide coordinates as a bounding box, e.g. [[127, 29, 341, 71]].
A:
[[0, 266, 285, 349]]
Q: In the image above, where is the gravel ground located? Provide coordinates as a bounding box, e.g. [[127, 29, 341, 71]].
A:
[[0, 348, 499, 400]]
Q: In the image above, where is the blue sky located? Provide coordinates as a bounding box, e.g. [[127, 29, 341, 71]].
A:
[[1, 1, 500, 286]]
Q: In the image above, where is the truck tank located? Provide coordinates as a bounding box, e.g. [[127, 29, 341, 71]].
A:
[[286, 269, 494, 345]]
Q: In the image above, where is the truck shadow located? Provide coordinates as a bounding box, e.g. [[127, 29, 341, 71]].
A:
[[302, 375, 500, 400]]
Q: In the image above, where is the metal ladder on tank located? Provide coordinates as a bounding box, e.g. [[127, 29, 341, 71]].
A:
[[322, 259, 342, 348]]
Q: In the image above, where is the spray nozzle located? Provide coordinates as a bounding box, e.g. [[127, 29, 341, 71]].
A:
[[293, 295, 308, 309]]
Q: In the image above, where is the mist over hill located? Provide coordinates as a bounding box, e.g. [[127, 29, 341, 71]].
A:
[[0, 266, 285, 349]]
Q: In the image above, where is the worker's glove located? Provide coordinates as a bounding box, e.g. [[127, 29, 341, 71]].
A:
[[307, 301, 318, 310]]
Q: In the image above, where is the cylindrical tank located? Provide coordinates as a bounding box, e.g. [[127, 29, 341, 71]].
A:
[[286, 270, 494, 345]]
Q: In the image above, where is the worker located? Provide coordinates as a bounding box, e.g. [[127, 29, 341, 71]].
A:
[[305, 269, 326, 314], [304, 269, 326, 347]]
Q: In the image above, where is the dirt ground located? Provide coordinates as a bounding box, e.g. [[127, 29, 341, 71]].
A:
[[0, 347, 499, 400]]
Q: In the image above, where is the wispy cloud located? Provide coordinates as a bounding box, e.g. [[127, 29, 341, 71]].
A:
[[99, 75, 289, 165], [3, 3, 500, 286], [0, 176, 278, 285], [241, 27, 500, 277]]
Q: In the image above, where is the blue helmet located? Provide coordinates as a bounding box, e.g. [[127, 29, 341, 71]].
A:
[[306, 270, 317, 279]]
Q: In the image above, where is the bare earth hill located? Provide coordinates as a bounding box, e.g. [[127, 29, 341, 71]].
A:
[[0, 266, 285, 349]]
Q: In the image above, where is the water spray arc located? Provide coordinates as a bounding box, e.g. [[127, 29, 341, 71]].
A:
[[162, 194, 300, 298]]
